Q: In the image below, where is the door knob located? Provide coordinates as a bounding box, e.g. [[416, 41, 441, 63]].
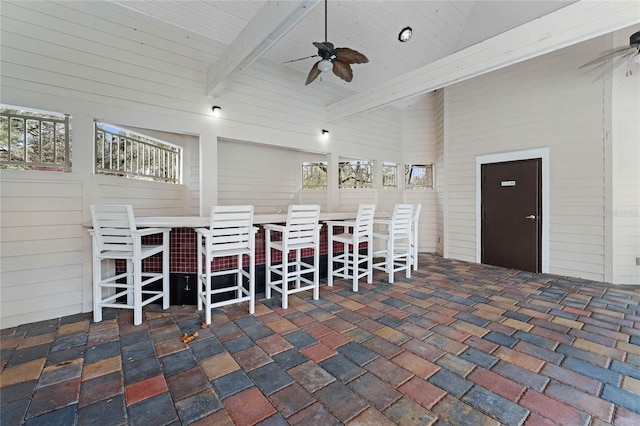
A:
[[525, 215, 536, 220]]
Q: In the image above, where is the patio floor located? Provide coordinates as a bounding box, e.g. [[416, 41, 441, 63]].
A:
[[2, 254, 640, 425]]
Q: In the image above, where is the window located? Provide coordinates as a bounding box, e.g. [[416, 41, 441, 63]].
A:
[[95, 122, 181, 183], [339, 160, 372, 189], [0, 106, 71, 171], [382, 162, 398, 189], [302, 162, 327, 189], [405, 164, 433, 189]]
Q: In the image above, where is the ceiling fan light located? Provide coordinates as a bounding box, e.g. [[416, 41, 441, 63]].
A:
[[318, 59, 333, 72], [399, 26, 412, 42]]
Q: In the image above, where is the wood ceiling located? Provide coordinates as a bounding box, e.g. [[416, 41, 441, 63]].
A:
[[111, 1, 639, 119]]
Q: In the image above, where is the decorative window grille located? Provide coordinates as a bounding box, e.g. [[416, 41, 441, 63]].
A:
[[302, 162, 327, 189], [0, 106, 71, 171], [405, 164, 433, 189], [339, 160, 373, 189], [95, 122, 181, 184], [382, 162, 398, 189]]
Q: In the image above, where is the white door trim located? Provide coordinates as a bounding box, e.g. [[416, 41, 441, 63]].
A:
[[476, 148, 550, 273]]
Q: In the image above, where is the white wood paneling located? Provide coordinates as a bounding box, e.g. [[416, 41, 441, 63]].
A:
[[611, 26, 640, 285], [326, 1, 640, 122], [0, 0, 412, 329], [217, 140, 301, 214], [443, 35, 622, 282], [0, 172, 84, 328]]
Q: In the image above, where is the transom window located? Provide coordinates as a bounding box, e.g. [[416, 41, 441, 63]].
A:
[[0, 105, 72, 171], [405, 164, 433, 189], [339, 160, 372, 189], [382, 162, 398, 189], [302, 162, 327, 190], [95, 122, 182, 184]]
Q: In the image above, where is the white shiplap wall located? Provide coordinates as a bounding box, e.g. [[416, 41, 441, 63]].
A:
[[217, 140, 301, 214], [403, 94, 439, 253], [611, 27, 640, 285], [0, 172, 85, 326], [443, 33, 632, 283], [0, 1, 418, 327]]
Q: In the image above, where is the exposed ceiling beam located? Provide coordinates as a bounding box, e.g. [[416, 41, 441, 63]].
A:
[[207, 0, 320, 98], [326, 0, 640, 123]]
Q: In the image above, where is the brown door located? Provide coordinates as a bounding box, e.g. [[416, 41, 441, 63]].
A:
[[481, 159, 541, 272]]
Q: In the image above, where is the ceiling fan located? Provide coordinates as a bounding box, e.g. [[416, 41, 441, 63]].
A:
[[579, 30, 640, 76], [284, 0, 369, 85]]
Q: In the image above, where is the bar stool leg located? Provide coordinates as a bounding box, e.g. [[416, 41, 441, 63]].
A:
[[282, 252, 289, 309], [351, 239, 358, 292], [313, 244, 319, 300], [366, 239, 373, 284], [328, 226, 334, 287], [162, 231, 170, 310], [265, 232, 272, 301], [249, 251, 255, 315]]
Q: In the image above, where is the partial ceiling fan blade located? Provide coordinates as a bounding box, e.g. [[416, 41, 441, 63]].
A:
[[334, 48, 369, 64], [282, 54, 319, 64], [611, 48, 639, 69], [305, 61, 322, 85], [332, 59, 353, 82], [579, 46, 634, 69]]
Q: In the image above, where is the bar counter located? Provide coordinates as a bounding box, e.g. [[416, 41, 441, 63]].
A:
[[133, 211, 361, 228]]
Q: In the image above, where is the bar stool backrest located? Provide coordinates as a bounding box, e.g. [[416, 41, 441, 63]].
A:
[[412, 204, 422, 224], [391, 204, 414, 237], [90, 204, 137, 255], [208, 205, 255, 253], [286, 205, 321, 245], [355, 204, 376, 239]]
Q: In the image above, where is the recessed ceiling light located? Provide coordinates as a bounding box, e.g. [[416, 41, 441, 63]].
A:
[[399, 27, 412, 42]]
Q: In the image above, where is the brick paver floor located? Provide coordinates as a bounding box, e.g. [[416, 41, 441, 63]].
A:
[[2, 254, 640, 425]]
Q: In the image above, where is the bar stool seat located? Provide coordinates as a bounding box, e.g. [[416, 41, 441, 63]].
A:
[[90, 204, 170, 326], [372, 204, 414, 284], [326, 204, 376, 292], [264, 205, 322, 309], [195, 205, 256, 325]]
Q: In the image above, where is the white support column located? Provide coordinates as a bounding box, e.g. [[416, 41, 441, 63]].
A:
[[199, 133, 218, 215], [326, 153, 339, 212]]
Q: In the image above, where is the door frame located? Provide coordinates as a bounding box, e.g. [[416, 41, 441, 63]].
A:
[[476, 148, 549, 273]]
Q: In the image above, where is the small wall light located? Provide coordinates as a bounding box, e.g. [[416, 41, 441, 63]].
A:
[[321, 129, 330, 138], [398, 26, 412, 42], [212, 106, 222, 117]]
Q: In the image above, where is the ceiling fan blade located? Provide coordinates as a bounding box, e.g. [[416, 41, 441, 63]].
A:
[[313, 41, 334, 53], [579, 46, 634, 69], [305, 61, 322, 85], [283, 54, 319, 64], [332, 59, 353, 82], [335, 48, 369, 64]]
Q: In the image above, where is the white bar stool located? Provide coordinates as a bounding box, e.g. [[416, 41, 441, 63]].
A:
[[326, 204, 376, 292], [195, 205, 257, 325], [372, 204, 414, 284], [90, 204, 170, 326], [264, 205, 322, 309]]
